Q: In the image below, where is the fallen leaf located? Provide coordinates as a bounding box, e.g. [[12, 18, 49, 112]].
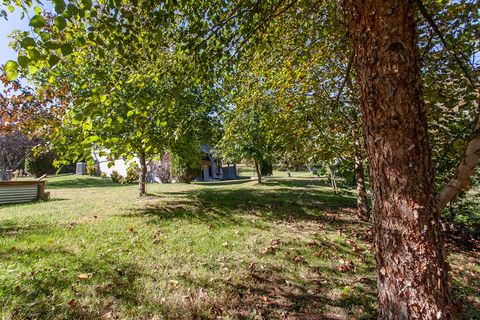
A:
[[169, 279, 179, 289], [67, 299, 76, 308], [77, 273, 90, 280]]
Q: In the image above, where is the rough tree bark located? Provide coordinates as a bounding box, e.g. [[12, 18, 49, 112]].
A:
[[138, 152, 147, 196], [344, 1, 456, 318], [254, 158, 262, 183], [353, 129, 369, 221]]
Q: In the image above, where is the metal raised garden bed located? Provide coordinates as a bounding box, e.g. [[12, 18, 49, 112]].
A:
[[0, 180, 47, 205]]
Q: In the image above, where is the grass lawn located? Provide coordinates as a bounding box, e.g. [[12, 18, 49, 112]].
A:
[[0, 175, 478, 319]]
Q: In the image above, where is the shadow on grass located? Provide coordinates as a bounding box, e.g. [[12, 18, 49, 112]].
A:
[[1, 247, 143, 320], [193, 178, 252, 187], [125, 184, 358, 232], [0, 220, 55, 238], [46, 177, 124, 189], [175, 261, 377, 319]]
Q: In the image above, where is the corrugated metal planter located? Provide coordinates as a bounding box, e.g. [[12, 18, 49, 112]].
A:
[[0, 181, 46, 205]]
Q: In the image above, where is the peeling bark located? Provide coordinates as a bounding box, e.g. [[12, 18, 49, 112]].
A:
[[344, 0, 456, 318], [438, 90, 480, 211]]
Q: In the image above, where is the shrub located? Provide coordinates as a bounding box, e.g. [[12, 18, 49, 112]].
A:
[[100, 172, 107, 179], [171, 153, 200, 184], [57, 163, 76, 174], [260, 160, 273, 177], [24, 152, 55, 177], [111, 170, 124, 184], [86, 162, 98, 176], [125, 162, 140, 184]]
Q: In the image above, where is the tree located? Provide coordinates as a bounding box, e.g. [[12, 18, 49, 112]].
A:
[[5, 0, 219, 196], [0, 132, 35, 180], [0, 70, 62, 180], [4, 0, 478, 317], [344, 0, 456, 317], [218, 87, 276, 184]]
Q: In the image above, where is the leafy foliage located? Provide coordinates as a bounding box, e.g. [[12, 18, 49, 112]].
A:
[[170, 152, 201, 184], [86, 162, 97, 176], [110, 170, 123, 184], [125, 162, 140, 184], [24, 151, 55, 177]]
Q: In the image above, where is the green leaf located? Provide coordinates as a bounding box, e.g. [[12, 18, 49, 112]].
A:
[[34, 6, 42, 15], [21, 37, 35, 48], [18, 55, 30, 68], [87, 135, 100, 142], [4, 60, 19, 81], [61, 43, 73, 56], [28, 48, 42, 62], [127, 110, 135, 117], [54, 16, 67, 30], [48, 54, 60, 67], [45, 41, 60, 50], [5, 60, 18, 71], [53, 0, 66, 13], [7, 5, 14, 12], [29, 15, 47, 28]]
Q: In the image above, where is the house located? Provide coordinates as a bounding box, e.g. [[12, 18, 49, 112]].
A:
[[81, 145, 237, 182], [200, 145, 237, 181]]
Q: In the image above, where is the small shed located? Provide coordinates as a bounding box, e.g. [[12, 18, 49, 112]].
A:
[[76, 162, 87, 175], [0, 181, 47, 205]]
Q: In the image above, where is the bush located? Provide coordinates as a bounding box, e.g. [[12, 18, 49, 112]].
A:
[[57, 163, 76, 174], [111, 170, 124, 184], [260, 160, 273, 177], [24, 152, 55, 177], [171, 153, 200, 184], [100, 172, 107, 179], [86, 162, 98, 176], [125, 162, 140, 184]]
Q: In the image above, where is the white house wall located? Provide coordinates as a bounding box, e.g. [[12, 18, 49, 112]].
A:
[[93, 152, 140, 178]]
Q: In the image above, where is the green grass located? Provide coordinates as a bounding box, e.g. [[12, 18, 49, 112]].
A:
[[0, 175, 478, 319]]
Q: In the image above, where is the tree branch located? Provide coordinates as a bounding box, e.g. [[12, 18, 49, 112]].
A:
[[438, 88, 480, 210], [335, 51, 354, 104], [414, 0, 477, 88]]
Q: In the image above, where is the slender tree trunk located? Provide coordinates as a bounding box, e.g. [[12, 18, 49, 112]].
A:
[[330, 165, 338, 194], [354, 132, 369, 221], [344, 1, 456, 318], [139, 152, 147, 196], [254, 158, 262, 183]]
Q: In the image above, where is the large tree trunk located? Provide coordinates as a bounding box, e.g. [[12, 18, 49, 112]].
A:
[[138, 152, 147, 196], [353, 131, 369, 221], [344, 1, 456, 318], [254, 158, 262, 183]]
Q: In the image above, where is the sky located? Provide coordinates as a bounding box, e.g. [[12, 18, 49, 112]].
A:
[[0, 3, 53, 87], [0, 7, 32, 65]]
